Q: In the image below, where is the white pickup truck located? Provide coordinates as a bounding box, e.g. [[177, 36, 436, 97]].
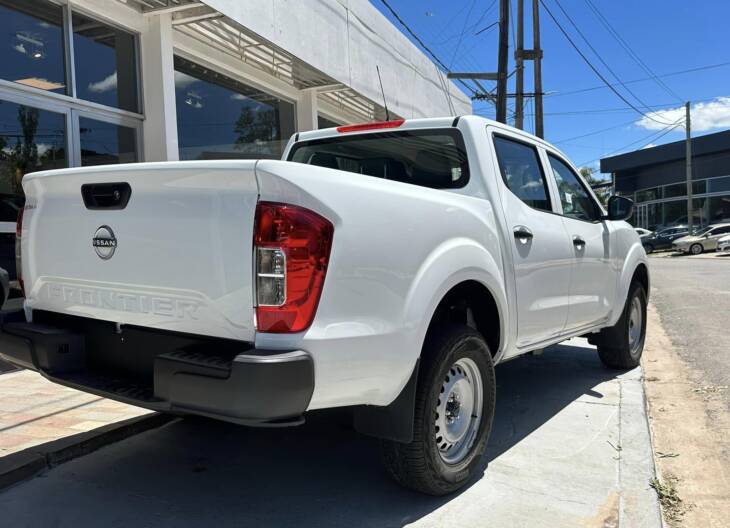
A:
[[0, 116, 648, 495]]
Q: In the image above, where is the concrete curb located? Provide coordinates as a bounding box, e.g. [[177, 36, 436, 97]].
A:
[[0, 413, 176, 491]]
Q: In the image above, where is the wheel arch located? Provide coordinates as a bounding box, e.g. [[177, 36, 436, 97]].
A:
[[354, 239, 507, 443]]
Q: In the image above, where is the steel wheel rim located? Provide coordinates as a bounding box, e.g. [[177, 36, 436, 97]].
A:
[[628, 296, 643, 355], [434, 357, 483, 464]]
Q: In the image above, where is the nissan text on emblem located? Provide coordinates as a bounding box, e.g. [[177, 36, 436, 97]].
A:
[[93, 225, 117, 260]]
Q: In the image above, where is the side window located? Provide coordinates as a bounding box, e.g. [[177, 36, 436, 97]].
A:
[[547, 155, 600, 222], [493, 136, 552, 212], [713, 226, 730, 235]]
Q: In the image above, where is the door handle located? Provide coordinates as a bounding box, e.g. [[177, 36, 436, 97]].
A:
[[513, 226, 533, 242], [573, 235, 586, 248]]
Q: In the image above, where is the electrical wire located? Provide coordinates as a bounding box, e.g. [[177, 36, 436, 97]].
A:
[[449, 0, 478, 69], [378, 0, 479, 96], [583, 0, 684, 103], [552, 119, 639, 144], [547, 61, 730, 99], [551, 0, 657, 114], [576, 118, 685, 168], [539, 0, 674, 126]]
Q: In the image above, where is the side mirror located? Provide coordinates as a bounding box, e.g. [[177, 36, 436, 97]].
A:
[[605, 195, 634, 221]]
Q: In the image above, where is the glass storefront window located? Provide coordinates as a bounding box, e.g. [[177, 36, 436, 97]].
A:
[[693, 180, 706, 195], [708, 175, 730, 194], [0, 0, 66, 94], [175, 57, 296, 161], [72, 12, 139, 113], [635, 187, 659, 203], [706, 195, 730, 224], [663, 183, 684, 198], [79, 117, 137, 166], [0, 99, 66, 198]]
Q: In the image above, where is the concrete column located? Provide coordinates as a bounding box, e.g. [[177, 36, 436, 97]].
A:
[[140, 13, 179, 161], [296, 89, 318, 131]]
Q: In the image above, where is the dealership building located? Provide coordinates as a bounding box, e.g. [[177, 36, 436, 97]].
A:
[[0, 0, 470, 198], [601, 129, 730, 230]]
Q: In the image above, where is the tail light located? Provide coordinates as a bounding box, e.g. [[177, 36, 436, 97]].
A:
[[254, 202, 334, 333], [15, 206, 24, 295], [336, 119, 405, 133]]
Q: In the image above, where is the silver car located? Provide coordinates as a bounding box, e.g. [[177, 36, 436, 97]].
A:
[[717, 234, 730, 254], [673, 223, 730, 254]]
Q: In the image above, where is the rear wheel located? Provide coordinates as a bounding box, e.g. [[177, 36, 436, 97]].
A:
[[380, 325, 496, 495], [595, 282, 647, 369], [690, 243, 703, 255]]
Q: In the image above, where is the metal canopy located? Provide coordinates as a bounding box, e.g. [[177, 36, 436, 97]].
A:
[[123, 0, 383, 122]]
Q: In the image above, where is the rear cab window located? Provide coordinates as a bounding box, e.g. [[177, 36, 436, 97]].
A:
[[287, 129, 469, 189]]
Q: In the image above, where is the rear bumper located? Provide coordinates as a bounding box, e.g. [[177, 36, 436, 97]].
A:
[[0, 314, 314, 425]]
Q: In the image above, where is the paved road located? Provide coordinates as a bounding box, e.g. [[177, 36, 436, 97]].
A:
[[648, 254, 730, 407], [0, 340, 660, 528]]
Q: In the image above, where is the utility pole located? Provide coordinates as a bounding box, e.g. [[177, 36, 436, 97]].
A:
[[514, 0, 525, 129], [532, 0, 544, 138], [496, 0, 510, 124], [685, 102, 693, 234]]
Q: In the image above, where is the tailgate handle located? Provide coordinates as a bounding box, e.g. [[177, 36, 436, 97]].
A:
[[81, 182, 132, 210]]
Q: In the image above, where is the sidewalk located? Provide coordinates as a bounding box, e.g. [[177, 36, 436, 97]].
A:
[[0, 339, 663, 527], [0, 369, 151, 458]]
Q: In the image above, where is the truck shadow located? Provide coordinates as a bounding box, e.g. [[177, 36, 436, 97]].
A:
[[2, 341, 622, 527]]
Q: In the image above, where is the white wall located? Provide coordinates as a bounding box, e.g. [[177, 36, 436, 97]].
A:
[[201, 0, 472, 118]]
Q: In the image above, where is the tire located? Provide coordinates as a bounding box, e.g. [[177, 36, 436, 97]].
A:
[[380, 324, 496, 496], [596, 282, 647, 369], [689, 243, 703, 255], [643, 244, 654, 254]]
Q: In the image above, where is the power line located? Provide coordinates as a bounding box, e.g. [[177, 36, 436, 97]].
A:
[[551, 0, 657, 114], [378, 0, 479, 96], [449, 0, 478, 69], [583, 0, 683, 103], [552, 118, 638, 144], [576, 118, 685, 168], [539, 0, 674, 126], [547, 61, 730, 99]]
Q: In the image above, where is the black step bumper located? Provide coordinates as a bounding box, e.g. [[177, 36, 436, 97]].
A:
[[0, 315, 314, 426]]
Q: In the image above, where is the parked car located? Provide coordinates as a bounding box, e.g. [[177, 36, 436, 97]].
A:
[[673, 223, 730, 254], [634, 228, 653, 238], [0, 116, 649, 495], [717, 234, 730, 254], [641, 226, 690, 253]]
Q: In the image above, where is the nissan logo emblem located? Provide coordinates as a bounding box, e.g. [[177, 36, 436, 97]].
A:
[[92, 225, 117, 260]]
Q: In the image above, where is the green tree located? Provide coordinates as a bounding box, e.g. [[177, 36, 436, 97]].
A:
[[580, 166, 611, 206]]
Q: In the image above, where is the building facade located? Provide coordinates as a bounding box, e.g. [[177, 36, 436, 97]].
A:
[[601, 129, 730, 230], [0, 0, 470, 201]]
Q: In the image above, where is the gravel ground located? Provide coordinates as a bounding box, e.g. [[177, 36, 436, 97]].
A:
[[647, 255, 730, 408]]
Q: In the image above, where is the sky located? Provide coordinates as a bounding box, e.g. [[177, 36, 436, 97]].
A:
[[372, 0, 730, 177]]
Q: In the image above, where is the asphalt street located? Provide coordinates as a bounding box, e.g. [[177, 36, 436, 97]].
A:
[[648, 255, 730, 407]]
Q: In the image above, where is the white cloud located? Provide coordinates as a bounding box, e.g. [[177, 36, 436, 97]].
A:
[[174, 71, 197, 89], [636, 96, 730, 132], [88, 73, 117, 93]]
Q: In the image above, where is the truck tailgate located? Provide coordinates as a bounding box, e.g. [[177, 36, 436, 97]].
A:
[[21, 161, 259, 342]]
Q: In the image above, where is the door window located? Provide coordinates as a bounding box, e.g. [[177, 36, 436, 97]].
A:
[[547, 155, 599, 222], [493, 136, 551, 211]]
